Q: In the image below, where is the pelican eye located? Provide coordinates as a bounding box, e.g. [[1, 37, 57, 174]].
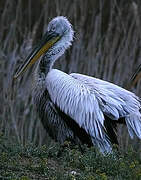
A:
[[50, 25, 56, 32]]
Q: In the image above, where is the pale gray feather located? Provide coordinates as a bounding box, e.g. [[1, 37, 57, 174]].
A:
[[16, 16, 141, 154], [46, 69, 141, 153]]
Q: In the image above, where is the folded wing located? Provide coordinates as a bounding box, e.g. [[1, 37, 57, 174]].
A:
[[46, 69, 141, 153]]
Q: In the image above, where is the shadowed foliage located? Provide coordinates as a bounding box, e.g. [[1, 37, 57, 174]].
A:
[[0, 135, 141, 179]]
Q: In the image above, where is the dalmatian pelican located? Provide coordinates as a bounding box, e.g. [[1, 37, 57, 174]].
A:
[[14, 16, 141, 154]]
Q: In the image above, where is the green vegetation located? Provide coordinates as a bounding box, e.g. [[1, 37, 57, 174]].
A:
[[0, 135, 141, 180]]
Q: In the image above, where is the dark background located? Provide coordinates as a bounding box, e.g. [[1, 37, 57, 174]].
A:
[[0, 0, 141, 150]]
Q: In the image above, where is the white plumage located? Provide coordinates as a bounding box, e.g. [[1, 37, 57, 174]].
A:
[[14, 16, 141, 154], [46, 69, 141, 153]]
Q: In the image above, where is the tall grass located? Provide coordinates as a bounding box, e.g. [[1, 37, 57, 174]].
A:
[[0, 0, 141, 150]]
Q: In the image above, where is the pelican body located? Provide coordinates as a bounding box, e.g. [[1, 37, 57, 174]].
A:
[[14, 16, 141, 154]]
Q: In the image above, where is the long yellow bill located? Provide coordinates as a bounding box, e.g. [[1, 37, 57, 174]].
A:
[[14, 32, 60, 79], [130, 64, 141, 87]]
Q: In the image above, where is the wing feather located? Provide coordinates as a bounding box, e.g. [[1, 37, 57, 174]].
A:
[[71, 73, 141, 140], [46, 69, 141, 153]]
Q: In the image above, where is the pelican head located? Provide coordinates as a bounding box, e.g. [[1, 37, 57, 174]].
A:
[[14, 16, 74, 79]]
